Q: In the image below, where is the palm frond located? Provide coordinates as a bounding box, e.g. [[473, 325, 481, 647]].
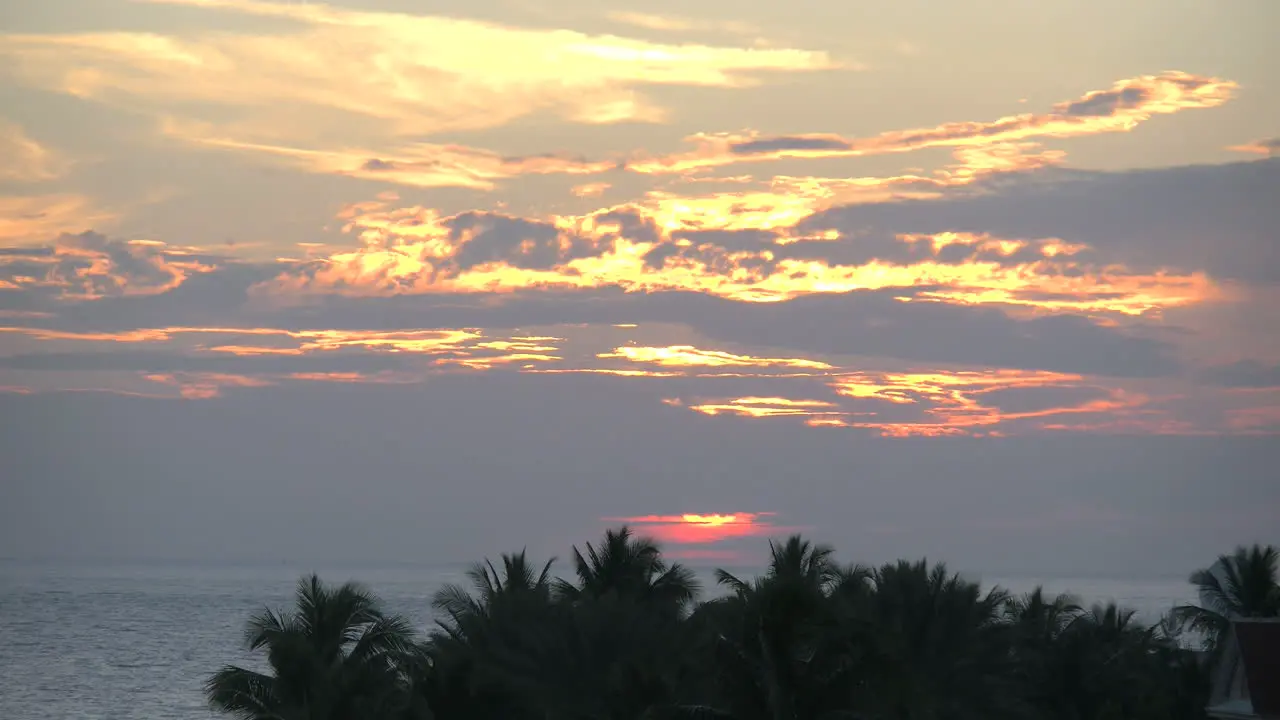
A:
[[205, 665, 282, 720]]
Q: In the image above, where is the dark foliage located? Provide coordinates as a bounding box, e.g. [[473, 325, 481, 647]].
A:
[[210, 536, 1280, 720]]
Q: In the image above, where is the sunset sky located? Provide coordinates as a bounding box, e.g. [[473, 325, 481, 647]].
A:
[[1, 0, 1277, 574]]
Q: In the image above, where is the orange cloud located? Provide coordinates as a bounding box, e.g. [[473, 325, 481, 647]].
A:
[[823, 369, 1144, 436], [11, 233, 216, 299], [603, 512, 792, 545], [667, 369, 1167, 437], [625, 71, 1236, 174], [0, 324, 570, 377], [1226, 137, 1280, 157]]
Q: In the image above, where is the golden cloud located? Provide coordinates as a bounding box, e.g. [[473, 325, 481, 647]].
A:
[[636, 141, 1066, 233], [570, 182, 612, 198], [687, 396, 845, 419], [0, 324, 566, 374], [255, 198, 1217, 315], [600, 345, 833, 370], [0, 0, 838, 169]]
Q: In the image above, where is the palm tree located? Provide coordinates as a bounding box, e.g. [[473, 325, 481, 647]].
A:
[[1004, 587, 1081, 642], [1043, 602, 1179, 720], [1172, 544, 1280, 652], [423, 551, 558, 720], [492, 592, 694, 719], [428, 546, 695, 719], [1002, 588, 1082, 716], [433, 550, 556, 623], [857, 560, 1015, 720], [205, 574, 419, 720], [676, 536, 863, 720], [555, 526, 700, 613]]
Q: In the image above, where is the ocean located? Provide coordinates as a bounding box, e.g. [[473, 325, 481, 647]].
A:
[[0, 560, 1198, 720]]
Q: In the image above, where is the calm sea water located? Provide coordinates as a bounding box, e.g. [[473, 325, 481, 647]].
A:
[[0, 560, 1197, 720]]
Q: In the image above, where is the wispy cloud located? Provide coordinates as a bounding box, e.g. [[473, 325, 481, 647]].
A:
[[605, 11, 759, 37], [159, 117, 619, 191], [1227, 137, 1280, 156], [0, 0, 838, 156], [668, 369, 1157, 437], [624, 72, 1236, 174], [0, 120, 68, 182], [599, 345, 833, 370], [4, 314, 1269, 437], [0, 196, 115, 243]]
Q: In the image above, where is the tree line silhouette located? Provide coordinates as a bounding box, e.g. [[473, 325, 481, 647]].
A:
[[205, 530, 1280, 719]]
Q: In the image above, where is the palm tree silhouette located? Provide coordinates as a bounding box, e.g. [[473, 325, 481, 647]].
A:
[[1172, 543, 1280, 652], [555, 526, 700, 613], [424, 551, 561, 720], [205, 574, 418, 720], [666, 536, 870, 720], [857, 559, 1014, 720]]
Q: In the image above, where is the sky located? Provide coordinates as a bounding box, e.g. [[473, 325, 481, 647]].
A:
[[1, 0, 1278, 576]]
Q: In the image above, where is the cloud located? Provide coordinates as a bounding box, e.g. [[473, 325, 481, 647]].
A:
[[625, 72, 1236, 174], [803, 158, 1280, 284], [142, 371, 273, 399], [627, 141, 1068, 232], [650, 367, 1168, 438], [571, 182, 612, 198], [148, 70, 1229, 192], [0, 314, 1211, 436], [683, 396, 845, 420], [250, 196, 1215, 317], [0, 195, 116, 244], [1226, 137, 1280, 156], [0, 0, 838, 174], [605, 11, 758, 36], [599, 345, 832, 370], [1199, 360, 1280, 389], [0, 120, 67, 182], [159, 117, 620, 190], [0, 231, 215, 299]]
